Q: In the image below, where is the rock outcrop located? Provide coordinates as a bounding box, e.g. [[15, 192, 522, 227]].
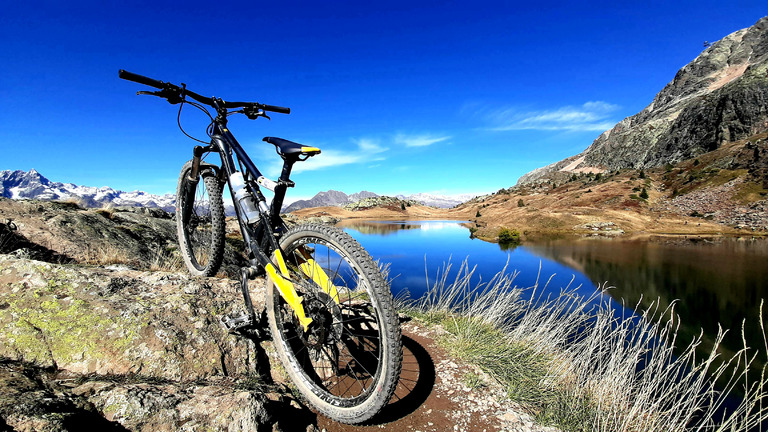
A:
[[518, 17, 768, 185], [0, 255, 314, 431], [0, 198, 248, 276], [343, 196, 420, 211]]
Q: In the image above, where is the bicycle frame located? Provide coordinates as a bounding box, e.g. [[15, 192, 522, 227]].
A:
[[194, 101, 315, 330]]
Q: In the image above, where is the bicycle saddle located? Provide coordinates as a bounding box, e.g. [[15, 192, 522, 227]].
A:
[[263, 137, 321, 157]]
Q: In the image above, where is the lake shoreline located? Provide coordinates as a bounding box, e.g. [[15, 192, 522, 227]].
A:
[[286, 201, 768, 244], [286, 210, 768, 244]]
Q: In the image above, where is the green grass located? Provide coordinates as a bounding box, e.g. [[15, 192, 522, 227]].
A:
[[400, 260, 768, 432]]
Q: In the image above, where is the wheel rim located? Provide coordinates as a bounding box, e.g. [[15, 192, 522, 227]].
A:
[[181, 176, 215, 271], [273, 238, 386, 405]]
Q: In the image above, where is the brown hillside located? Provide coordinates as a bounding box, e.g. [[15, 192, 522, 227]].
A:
[[457, 133, 768, 241], [290, 202, 473, 221]]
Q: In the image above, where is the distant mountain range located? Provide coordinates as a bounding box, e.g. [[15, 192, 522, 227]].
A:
[[0, 169, 176, 211], [0, 169, 477, 212], [282, 190, 477, 212]]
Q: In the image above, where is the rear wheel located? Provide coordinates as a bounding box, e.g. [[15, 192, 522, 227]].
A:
[[176, 161, 225, 277], [266, 224, 402, 424]]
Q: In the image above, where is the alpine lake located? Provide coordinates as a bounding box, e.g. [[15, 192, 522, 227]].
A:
[[337, 219, 768, 369]]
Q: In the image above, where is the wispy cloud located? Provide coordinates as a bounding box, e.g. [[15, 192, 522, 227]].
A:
[[394, 133, 451, 147], [486, 101, 620, 132], [260, 131, 450, 176], [293, 138, 388, 173], [354, 138, 388, 154]]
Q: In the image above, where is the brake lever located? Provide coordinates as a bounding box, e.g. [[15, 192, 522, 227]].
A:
[[244, 107, 270, 120], [136, 88, 183, 104]]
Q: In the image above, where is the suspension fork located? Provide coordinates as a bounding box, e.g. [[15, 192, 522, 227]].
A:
[[187, 145, 209, 181]]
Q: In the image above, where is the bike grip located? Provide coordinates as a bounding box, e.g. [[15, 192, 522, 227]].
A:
[[118, 69, 165, 89], [262, 104, 291, 114]]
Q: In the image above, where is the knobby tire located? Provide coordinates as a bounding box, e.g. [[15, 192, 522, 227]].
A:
[[266, 223, 402, 424], [176, 161, 225, 277]]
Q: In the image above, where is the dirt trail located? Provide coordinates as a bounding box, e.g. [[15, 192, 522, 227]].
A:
[[314, 322, 559, 432]]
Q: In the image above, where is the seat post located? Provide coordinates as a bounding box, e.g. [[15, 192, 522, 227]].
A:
[[279, 157, 296, 182], [270, 157, 298, 225]]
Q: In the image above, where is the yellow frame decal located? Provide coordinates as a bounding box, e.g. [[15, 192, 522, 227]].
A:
[[265, 262, 313, 331], [274, 250, 290, 276], [298, 247, 340, 304], [299, 259, 340, 304]]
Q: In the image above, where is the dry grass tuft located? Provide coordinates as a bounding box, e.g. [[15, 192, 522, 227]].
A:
[[402, 260, 768, 431], [80, 244, 136, 267]]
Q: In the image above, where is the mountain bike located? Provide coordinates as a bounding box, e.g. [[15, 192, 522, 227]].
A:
[[119, 70, 402, 424]]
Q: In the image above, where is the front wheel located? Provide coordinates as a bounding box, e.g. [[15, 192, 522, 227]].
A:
[[266, 224, 402, 424], [176, 161, 225, 277]]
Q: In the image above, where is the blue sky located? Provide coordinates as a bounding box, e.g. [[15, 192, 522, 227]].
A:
[[1, 1, 765, 202]]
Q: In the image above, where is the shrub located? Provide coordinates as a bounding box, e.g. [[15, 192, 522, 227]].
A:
[[517, 199, 525, 207], [476, 210, 481, 218], [497, 227, 520, 244], [639, 187, 649, 199]]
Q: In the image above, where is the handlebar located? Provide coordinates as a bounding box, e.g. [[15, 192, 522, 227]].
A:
[[118, 70, 166, 89], [118, 69, 290, 115]]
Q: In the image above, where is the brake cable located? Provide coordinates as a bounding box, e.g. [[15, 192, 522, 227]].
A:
[[175, 83, 214, 145]]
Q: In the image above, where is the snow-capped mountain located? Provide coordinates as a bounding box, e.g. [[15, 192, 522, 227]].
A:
[[0, 169, 176, 211]]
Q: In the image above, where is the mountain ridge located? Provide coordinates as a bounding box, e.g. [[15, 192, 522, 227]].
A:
[[0, 169, 176, 211], [283, 189, 477, 212], [1, 169, 476, 213], [518, 16, 768, 186]]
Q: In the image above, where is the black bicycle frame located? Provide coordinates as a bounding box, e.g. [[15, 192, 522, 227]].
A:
[[204, 120, 292, 272]]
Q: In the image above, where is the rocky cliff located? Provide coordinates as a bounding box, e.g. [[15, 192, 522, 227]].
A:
[[518, 17, 768, 185]]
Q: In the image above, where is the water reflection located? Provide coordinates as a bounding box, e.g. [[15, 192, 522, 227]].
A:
[[523, 236, 768, 363], [342, 220, 768, 366], [338, 220, 473, 236], [342, 220, 768, 415], [341, 220, 603, 304]]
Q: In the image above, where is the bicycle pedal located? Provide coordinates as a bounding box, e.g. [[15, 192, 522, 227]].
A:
[[221, 313, 253, 333]]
